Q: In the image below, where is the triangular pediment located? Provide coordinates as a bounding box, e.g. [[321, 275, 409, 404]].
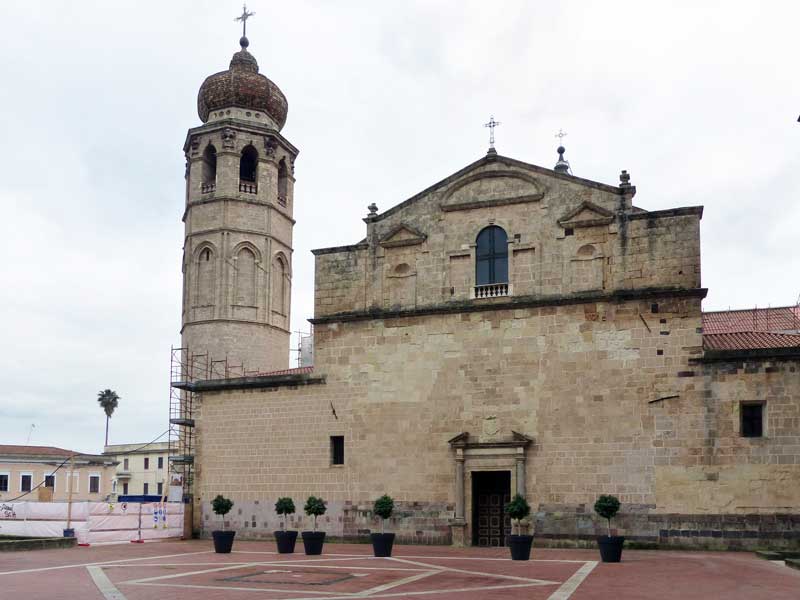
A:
[[558, 201, 615, 228], [379, 223, 427, 248]]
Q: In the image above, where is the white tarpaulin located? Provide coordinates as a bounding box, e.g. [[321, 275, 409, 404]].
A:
[[0, 501, 183, 544]]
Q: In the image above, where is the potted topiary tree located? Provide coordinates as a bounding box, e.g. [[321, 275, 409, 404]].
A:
[[505, 494, 533, 561], [301, 496, 327, 555], [274, 497, 297, 554], [594, 494, 624, 562], [371, 495, 395, 557], [211, 494, 235, 553]]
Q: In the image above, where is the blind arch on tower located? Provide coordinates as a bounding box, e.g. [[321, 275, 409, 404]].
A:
[[272, 252, 290, 315], [194, 244, 217, 306], [233, 245, 259, 306], [475, 226, 508, 286]]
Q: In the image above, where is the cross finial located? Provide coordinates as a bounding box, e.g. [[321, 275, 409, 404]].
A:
[[235, 4, 256, 38], [555, 129, 568, 144], [484, 116, 501, 152]]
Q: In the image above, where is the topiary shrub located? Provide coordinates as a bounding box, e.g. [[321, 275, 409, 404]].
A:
[[304, 496, 327, 531], [374, 495, 394, 534], [505, 494, 531, 535], [275, 497, 296, 531], [594, 494, 621, 537], [211, 495, 234, 531]]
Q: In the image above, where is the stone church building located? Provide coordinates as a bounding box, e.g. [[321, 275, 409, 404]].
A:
[[174, 35, 800, 549]]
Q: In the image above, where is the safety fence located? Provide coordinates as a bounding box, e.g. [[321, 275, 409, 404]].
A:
[[0, 501, 183, 544]]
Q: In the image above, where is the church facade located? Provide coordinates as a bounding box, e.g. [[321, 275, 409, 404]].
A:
[[175, 36, 800, 550]]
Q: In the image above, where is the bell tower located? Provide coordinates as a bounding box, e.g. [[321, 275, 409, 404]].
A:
[[181, 29, 297, 373]]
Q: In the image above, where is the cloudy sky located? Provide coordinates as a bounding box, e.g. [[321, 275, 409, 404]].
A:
[[0, 1, 797, 454]]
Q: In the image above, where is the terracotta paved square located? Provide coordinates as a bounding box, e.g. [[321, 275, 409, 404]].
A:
[[0, 539, 798, 599]]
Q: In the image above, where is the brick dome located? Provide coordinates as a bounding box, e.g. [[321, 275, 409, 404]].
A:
[[197, 42, 288, 130]]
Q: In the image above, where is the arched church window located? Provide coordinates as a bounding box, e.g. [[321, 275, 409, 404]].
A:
[[475, 226, 508, 286], [277, 158, 288, 206], [240, 145, 258, 182], [201, 144, 217, 192], [234, 247, 257, 306]]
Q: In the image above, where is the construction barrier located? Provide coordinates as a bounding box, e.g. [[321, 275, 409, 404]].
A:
[[0, 501, 184, 544]]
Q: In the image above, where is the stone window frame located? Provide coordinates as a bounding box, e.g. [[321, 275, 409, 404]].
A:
[[475, 225, 509, 286], [143, 482, 150, 495], [739, 401, 766, 438], [44, 473, 56, 492]]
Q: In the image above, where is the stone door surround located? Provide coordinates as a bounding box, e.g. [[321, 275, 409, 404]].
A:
[[448, 431, 533, 546]]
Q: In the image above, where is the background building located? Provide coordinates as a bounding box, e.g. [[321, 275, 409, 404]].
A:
[[0, 445, 117, 502], [104, 442, 171, 499]]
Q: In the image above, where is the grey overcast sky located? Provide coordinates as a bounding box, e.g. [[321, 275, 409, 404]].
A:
[[0, 1, 798, 454]]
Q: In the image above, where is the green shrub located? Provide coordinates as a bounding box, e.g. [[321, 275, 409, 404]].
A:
[[374, 495, 394, 533], [505, 494, 531, 535], [304, 496, 327, 531], [275, 497, 295, 530], [594, 495, 621, 537], [211, 495, 234, 531]]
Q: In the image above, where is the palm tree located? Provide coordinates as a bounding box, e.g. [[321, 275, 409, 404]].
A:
[[97, 389, 120, 447]]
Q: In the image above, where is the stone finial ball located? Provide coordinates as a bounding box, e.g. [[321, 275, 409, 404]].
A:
[[557, 146, 565, 155], [240, 36, 250, 48]]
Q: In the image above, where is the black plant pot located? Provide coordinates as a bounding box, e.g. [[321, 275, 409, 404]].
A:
[[370, 532, 396, 557], [597, 536, 625, 562], [302, 531, 326, 555], [275, 530, 298, 554], [508, 535, 534, 561], [212, 530, 236, 554]]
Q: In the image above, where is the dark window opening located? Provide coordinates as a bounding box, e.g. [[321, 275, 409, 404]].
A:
[[240, 145, 258, 182], [741, 403, 764, 438], [123, 458, 129, 470], [657, 349, 664, 356], [158, 456, 164, 469], [278, 158, 289, 204], [157, 482, 163, 496], [143, 482, 149, 495], [21, 475, 32, 492], [123, 482, 129, 495], [564, 227, 574, 236], [0, 474, 8, 492], [201, 248, 211, 262], [202, 144, 217, 183], [651, 303, 659, 313], [331, 436, 344, 465], [45, 475, 55, 488], [144, 457, 150, 470], [89, 476, 100, 494], [475, 226, 509, 286]]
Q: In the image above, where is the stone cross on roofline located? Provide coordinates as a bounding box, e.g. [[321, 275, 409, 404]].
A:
[[484, 116, 501, 152]]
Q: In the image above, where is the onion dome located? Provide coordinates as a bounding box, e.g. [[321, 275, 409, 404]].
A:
[[197, 36, 288, 130]]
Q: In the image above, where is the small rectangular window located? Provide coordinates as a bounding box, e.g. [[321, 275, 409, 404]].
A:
[[144, 457, 150, 470], [330, 436, 344, 466], [45, 475, 55, 489], [564, 228, 574, 236], [89, 475, 100, 494], [21, 474, 32, 492], [123, 482, 129, 495], [143, 482, 149, 495], [123, 458, 129, 470], [157, 482, 163, 496], [158, 456, 164, 469], [0, 474, 8, 492], [741, 403, 764, 438]]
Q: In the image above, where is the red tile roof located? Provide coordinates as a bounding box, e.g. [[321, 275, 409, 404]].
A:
[[702, 305, 800, 351], [703, 306, 800, 334], [704, 331, 800, 351], [0, 445, 76, 457], [254, 366, 314, 377]]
